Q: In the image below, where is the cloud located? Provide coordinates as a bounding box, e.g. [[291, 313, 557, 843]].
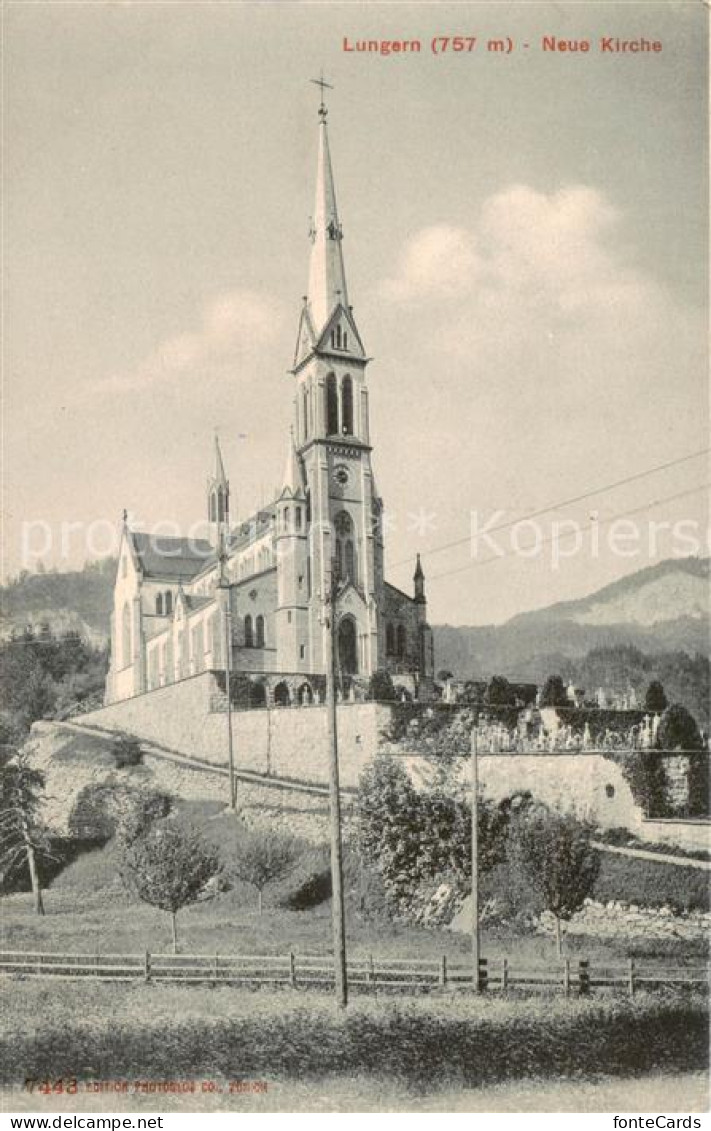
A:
[[378, 184, 705, 413], [93, 288, 283, 395], [380, 223, 480, 301]]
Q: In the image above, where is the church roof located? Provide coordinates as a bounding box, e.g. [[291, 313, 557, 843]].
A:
[[131, 532, 215, 580]]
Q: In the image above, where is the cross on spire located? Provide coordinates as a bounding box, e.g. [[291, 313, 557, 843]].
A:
[[310, 72, 333, 119]]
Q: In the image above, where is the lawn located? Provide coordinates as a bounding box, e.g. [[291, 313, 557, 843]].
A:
[[1, 979, 707, 1092]]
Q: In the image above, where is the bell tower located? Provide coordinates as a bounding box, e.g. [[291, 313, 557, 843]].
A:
[[289, 85, 382, 679]]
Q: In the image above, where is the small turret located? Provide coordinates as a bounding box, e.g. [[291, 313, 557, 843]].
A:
[[414, 553, 426, 604], [207, 435, 230, 549]]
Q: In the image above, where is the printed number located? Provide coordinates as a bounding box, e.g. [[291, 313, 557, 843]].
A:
[[25, 1079, 78, 1096]]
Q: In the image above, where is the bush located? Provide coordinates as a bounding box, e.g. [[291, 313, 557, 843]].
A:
[[657, 704, 704, 751], [1, 988, 707, 1087], [68, 783, 171, 844], [368, 670, 398, 702], [284, 869, 332, 910], [111, 734, 143, 768]]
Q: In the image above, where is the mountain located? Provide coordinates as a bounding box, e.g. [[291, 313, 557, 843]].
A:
[[434, 557, 709, 679], [433, 557, 710, 726], [0, 560, 115, 646]]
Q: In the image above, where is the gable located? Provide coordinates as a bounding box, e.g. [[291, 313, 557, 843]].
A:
[[293, 303, 318, 369], [314, 304, 366, 360]]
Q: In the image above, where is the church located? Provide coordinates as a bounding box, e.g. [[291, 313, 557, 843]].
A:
[[105, 95, 435, 707]]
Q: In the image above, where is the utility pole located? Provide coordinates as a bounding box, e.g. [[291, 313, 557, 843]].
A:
[[223, 598, 237, 810], [470, 726, 480, 993], [218, 534, 237, 812], [323, 560, 348, 1008]]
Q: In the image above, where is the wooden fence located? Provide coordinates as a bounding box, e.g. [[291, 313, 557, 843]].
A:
[[0, 950, 707, 996]]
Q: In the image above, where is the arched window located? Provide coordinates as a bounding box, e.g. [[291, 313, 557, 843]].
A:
[[122, 602, 131, 668], [244, 614, 253, 647], [341, 376, 353, 435], [283, 507, 290, 532], [274, 681, 291, 707], [156, 594, 163, 615], [326, 374, 338, 435], [209, 492, 217, 523], [306, 490, 311, 524], [302, 388, 308, 442], [216, 487, 225, 523], [255, 615, 265, 648], [334, 511, 355, 584], [397, 625, 406, 657], [345, 539, 355, 581], [165, 591, 173, 615], [338, 616, 358, 675], [295, 507, 302, 531], [386, 623, 395, 655]]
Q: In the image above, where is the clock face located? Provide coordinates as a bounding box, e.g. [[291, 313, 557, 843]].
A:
[[333, 464, 350, 488]]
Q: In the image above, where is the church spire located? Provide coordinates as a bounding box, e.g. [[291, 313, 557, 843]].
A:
[[280, 428, 304, 498], [306, 87, 349, 336], [208, 433, 230, 544]]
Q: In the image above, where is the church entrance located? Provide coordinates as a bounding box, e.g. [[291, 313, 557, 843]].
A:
[[337, 616, 358, 675]]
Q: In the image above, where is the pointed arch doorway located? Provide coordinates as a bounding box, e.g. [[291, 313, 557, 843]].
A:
[[337, 615, 358, 676]]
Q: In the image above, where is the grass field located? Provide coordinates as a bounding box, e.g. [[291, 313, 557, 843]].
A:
[[1, 798, 708, 963], [1, 980, 707, 1092]]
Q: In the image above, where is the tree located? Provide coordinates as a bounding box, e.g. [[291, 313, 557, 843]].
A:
[[656, 704, 703, 751], [645, 680, 668, 714], [507, 806, 600, 956], [223, 825, 300, 914], [358, 756, 522, 911], [539, 675, 569, 709], [119, 819, 219, 952], [486, 675, 515, 707], [0, 747, 50, 914], [437, 670, 454, 683], [368, 669, 397, 702]]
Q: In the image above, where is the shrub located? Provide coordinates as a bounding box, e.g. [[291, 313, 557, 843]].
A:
[[645, 680, 668, 714], [284, 869, 332, 911], [540, 675, 569, 708], [1, 989, 707, 1087], [368, 670, 397, 702], [111, 734, 143, 768], [657, 704, 703, 751]]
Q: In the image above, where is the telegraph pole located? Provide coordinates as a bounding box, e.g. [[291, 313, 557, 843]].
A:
[[470, 726, 480, 993], [218, 534, 237, 811], [324, 561, 348, 1008], [223, 598, 237, 810]]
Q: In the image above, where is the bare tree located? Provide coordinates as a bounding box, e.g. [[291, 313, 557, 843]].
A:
[[119, 818, 219, 952]]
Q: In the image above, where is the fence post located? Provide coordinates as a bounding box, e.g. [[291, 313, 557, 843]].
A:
[[501, 957, 509, 993], [439, 954, 447, 988], [563, 958, 571, 998], [144, 950, 151, 983], [367, 954, 375, 990], [628, 957, 635, 997], [213, 953, 219, 985], [478, 957, 488, 992], [289, 951, 296, 988], [578, 958, 590, 997], [37, 953, 42, 976], [95, 951, 100, 978]]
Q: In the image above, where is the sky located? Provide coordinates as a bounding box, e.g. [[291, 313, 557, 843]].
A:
[[4, 0, 709, 624]]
